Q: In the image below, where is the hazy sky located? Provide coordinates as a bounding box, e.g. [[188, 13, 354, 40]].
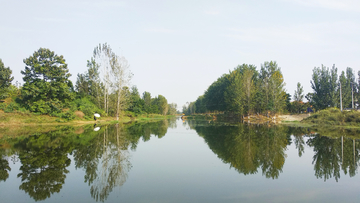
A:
[[1, 0, 359, 110]]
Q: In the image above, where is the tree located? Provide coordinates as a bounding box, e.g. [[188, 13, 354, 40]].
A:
[[293, 82, 304, 102], [203, 74, 229, 112], [310, 65, 338, 110], [142, 91, 152, 113], [128, 86, 144, 114], [21, 48, 74, 113], [224, 69, 243, 114], [168, 103, 178, 115], [339, 67, 356, 109], [93, 43, 132, 119], [224, 64, 257, 115], [293, 82, 304, 113], [111, 56, 132, 120], [260, 61, 286, 113], [0, 59, 14, 99], [75, 73, 89, 96], [194, 95, 207, 113], [153, 95, 168, 115], [75, 58, 101, 101]]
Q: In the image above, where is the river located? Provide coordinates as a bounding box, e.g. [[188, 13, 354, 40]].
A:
[[0, 118, 360, 202]]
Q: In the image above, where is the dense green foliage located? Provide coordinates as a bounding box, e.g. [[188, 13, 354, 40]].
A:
[[0, 59, 14, 99], [185, 61, 287, 116], [0, 45, 177, 120], [302, 108, 360, 126], [20, 48, 74, 114], [310, 65, 358, 111]]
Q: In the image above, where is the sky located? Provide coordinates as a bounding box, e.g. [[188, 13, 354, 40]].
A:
[[1, 0, 360, 110]]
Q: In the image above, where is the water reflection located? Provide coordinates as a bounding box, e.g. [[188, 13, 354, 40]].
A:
[[1, 118, 360, 202], [0, 152, 10, 182], [307, 135, 360, 182], [188, 121, 291, 179], [185, 120, 360, 181], [0, 118, 176, 202]]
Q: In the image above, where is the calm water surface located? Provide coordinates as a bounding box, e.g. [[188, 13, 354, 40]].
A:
[[1, 118, 360, 202]]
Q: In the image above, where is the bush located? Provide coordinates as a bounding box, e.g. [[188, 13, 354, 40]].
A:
[[50, 110, 75, 121], [28, 100, 52, 114], [4, 102, 20, 113], [71, 97, 104, 119], [0, 102, 6, 110]]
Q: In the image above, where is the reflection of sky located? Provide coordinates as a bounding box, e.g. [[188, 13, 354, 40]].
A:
[[1, 121, 360, 202]]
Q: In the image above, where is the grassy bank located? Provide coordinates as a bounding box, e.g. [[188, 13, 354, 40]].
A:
[[0, 110, 176, 139], [0, 110, 176, 126], [302, 108, 360, 127]]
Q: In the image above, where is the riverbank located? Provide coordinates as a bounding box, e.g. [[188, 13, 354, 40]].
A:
[[182, 113, 311, 123], [0, 110, 176, 126], [0, 110, 177, 138], [186, 108, 360, 129]]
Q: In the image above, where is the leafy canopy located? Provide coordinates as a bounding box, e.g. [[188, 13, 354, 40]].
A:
[[21, 48, 74, 113], [0, 59, 14, 99]]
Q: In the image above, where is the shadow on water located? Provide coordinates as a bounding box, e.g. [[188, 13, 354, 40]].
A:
[[0, 118, 176, 202]]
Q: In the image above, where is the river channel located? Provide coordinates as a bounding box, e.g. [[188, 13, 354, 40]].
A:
[[1, 118, 360, 202]]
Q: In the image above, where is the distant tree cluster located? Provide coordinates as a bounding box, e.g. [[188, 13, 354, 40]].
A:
[[309, 65, 358, 111], [74, 43, 177, 117], [0, 44, 177, 119], [184, 61, 287, 116]]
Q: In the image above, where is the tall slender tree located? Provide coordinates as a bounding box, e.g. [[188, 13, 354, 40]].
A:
[[311, 65, 338, 110], [294, 82, 304, 102], [93, 43, 132, 119]]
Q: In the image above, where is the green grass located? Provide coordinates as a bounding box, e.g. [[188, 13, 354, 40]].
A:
[[302, 108, 360, 127]]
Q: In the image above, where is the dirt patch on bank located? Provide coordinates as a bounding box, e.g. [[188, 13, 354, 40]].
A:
[[278, 114, 311, 122]]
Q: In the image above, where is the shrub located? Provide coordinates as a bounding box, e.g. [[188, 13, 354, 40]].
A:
[[4, 102, 20, 113], [50, 110, 75, 121], [28, 100, 52, 114], [0, 102, 6, 110], [71, 97, 104, 119]]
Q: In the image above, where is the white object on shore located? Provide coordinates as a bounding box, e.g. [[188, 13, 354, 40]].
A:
[[94, 113, 101, 118], [94, 127, 100, 131]]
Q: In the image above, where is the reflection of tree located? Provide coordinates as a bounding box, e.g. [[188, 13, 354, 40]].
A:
[[89, 125, 131, 202], [293, 135, 305, 157], [168, 117, 177, 129], [15, 133, 72, 201], [194, 123, 290, 179], [257, 126, 289, 179], [288, 127, 308, 157], [0, 120, 172, 202], [0, 151, 11, 182], [307, 135, 360, 182]]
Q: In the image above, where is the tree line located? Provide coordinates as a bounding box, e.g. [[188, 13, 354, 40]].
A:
[[0, 44, 177, 120], [183, 62, 360, 116], [184, 61, 287, 116]]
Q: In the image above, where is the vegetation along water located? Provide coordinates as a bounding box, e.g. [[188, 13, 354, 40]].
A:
[[2, 44, 360, 202]]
